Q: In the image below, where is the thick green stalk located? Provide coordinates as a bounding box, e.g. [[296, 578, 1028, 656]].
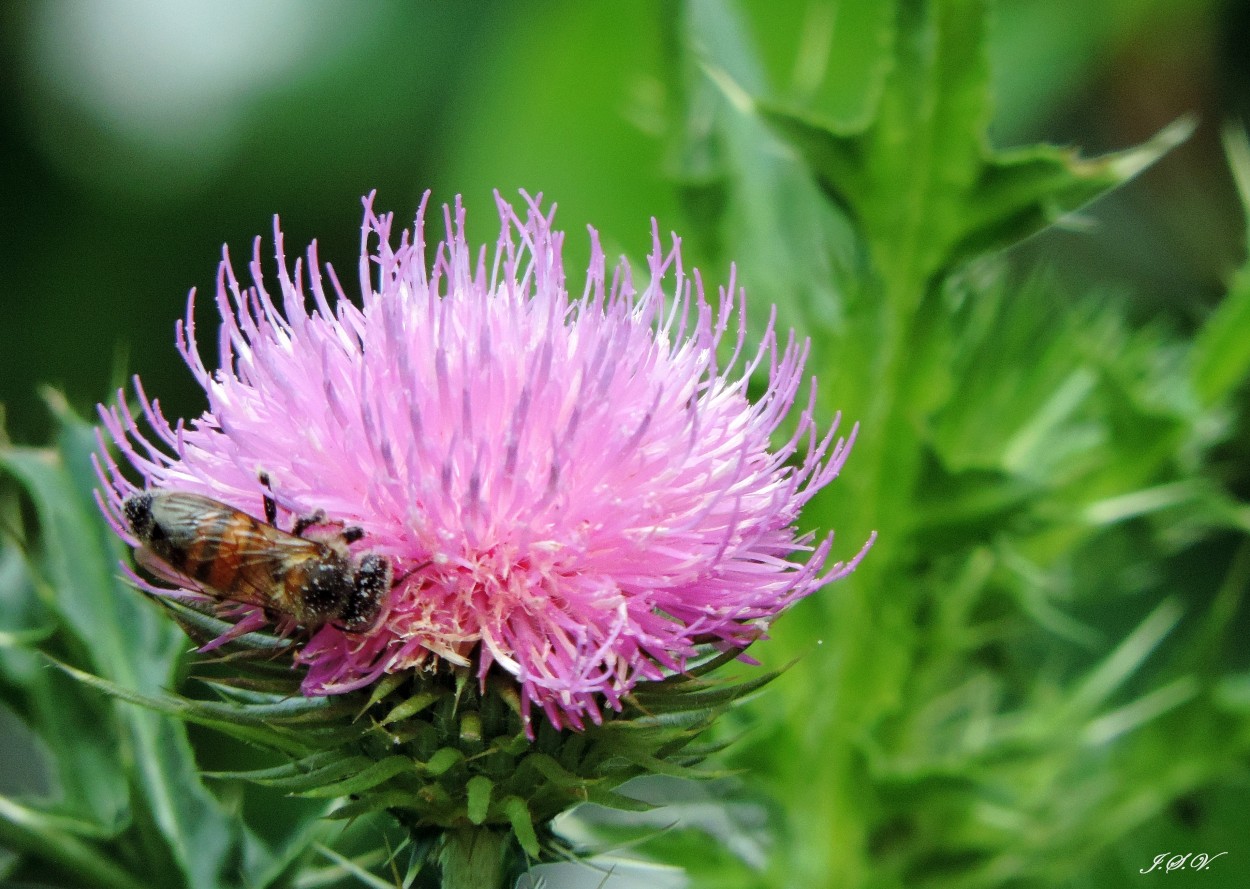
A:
[[436, 827, 512, 889]]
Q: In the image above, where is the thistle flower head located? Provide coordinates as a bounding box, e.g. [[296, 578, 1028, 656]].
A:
[[98, 192, 868, 732]]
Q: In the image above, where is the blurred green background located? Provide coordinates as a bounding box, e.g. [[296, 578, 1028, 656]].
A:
[[1, 0, 1245, 441], [3, 1, 1250, 887]]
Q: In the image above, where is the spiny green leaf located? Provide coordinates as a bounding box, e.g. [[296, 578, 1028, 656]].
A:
[[159, 598, 291, 653], [630, 671, 779, 714], [674, 736, 739, 760], [1081, 677, 1201, 746], [327, 791, 437, 822], [357, 671, 409, 718], [501, 797, 540, 858], [379, 689, 441, 725], [205, 682, 352, 712], [208, 754, 376, 793], [618, 751, 729, 780], [298, 755, 418, 799], [217, 696, 359, 727], [581, 786, 653, 814], [736, 0, 893, 131], [202, 749, 343, 783], [592, 715, 705, 746], [741, 3, 1190, 299], [0, 436, 179, 691], [0, 636, 129, 831], [49, 658, 312, 755], [520, 752, 582, 788], [678, 646, 760, 679]]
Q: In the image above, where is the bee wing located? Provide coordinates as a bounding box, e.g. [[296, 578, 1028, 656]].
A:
[[192, 522, 325, 612], [145, 490, 248, 530], [138, 493, 324, 611], [133, 538, 277, 608]]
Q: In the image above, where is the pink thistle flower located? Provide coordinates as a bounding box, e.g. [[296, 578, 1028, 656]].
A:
[[97, 192, 870, 731]]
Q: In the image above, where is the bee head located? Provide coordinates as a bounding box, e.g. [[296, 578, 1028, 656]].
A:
[[339, 554, 391, 631], [123, 492, 157, 541]]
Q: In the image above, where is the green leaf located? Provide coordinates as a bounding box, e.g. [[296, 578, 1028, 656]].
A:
[[630, 668, 783, 714], [0, 797, 142, 889], [0, 586, 128, 830], [736, 0, 893, 131], [1191, 126, 1250, 406], [311, 843, 397, 889], [501, 797, 540, 859], [1081, 676, 1200, 746], [208, 754, 376, 794], [619, 751, 729, 780], [1062, 599, 1184, 721], [326, 791, 438, 823], [466, 776, 493, 825], [1193, 272, 1250, 407], [379, 689, 440, 725], [204, 749, 344, 784], [519, 753, 582, 788], [51, 658, 313, 756], [581, 787, 653, 814], [297, 756, 417, 799], [736, 2, 1190, 301], [0, 425, 180, 692], [425, 746, 464, 777], [0, 394, 250, 889], [203, 688, 358, 724], [357, 672, 409, 717], [671, 6, 1250, 889], [159, 598, 291, 652]]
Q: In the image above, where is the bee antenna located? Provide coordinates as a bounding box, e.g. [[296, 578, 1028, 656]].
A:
[[393, 559, 432, 587]]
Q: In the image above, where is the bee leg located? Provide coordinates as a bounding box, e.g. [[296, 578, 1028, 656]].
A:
[[292, 509, 328, 537], [341, 526, 364, 544], [258, 471, 278, 526]]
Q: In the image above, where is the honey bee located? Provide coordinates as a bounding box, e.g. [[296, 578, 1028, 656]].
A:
[[122, 476, 390, 631]]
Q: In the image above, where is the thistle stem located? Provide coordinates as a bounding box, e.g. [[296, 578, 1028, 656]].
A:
[[437, 827, 510, 889]]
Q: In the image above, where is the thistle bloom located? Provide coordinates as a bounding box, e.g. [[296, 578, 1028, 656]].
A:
[[98, 192, 867, 731]]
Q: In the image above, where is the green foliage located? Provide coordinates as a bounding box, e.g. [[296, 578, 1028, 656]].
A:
[[81, 625, 765, 846], [613, 2, 1250, 888], [745, 9, 1190, 302], [0, 396, 400, 889], [1, 398, 780, 887]]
